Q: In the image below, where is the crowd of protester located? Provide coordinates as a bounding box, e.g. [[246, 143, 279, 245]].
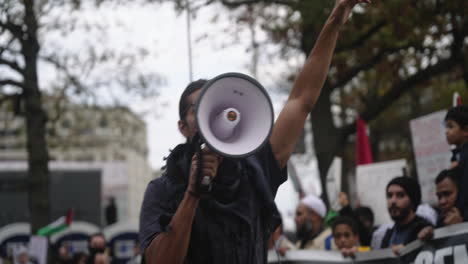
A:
[[2, 105, 467, 263], [0, 233, 140, 264], [268, 105, 468, 259]]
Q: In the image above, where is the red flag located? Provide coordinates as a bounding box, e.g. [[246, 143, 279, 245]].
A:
[[356, 116, 373, 165]]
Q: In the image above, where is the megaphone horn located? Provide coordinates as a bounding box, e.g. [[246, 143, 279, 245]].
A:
[[195, 72, 274, 158]]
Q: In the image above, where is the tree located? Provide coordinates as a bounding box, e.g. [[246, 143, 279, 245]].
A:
[[0, 0, 49, 233], [0, 0, 161, 232], [169, 0, 468, 204]]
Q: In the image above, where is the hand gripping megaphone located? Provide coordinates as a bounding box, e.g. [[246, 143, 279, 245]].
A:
[[195, 72, 274, 159], [192, 73, 274, 193]]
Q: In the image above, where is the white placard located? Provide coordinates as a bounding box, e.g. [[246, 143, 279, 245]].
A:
[[410, 110, 451, 205], [326, 157, 342, 211], [356, 159, 407, 226], [28, 236, 48, 264]]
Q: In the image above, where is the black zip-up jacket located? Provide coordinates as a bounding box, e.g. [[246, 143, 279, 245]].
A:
[[139, 143, 287, 264]]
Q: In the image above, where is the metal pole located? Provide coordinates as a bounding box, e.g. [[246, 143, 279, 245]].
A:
[[186, 0, 194, 82]]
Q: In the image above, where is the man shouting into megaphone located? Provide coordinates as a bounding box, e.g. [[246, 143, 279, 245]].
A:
[[140, 0, 373, 263]]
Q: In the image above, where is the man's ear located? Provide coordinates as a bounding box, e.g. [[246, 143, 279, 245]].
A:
[[178, 120, 189, 138]]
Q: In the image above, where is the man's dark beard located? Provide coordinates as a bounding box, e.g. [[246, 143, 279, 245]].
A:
[[296, 220, 314, 242], [389, 205, 412, 223]]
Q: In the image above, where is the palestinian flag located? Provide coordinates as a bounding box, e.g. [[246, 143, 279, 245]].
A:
[[37, 209, 74, 236]]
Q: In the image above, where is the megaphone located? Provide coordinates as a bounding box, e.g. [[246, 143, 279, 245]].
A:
[[195, 72, 274, 158]]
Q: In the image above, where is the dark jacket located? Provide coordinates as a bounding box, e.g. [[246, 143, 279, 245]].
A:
[[139, 142, 287, 264], [381, 215, 432, 248], [456, 144, 468, 220]]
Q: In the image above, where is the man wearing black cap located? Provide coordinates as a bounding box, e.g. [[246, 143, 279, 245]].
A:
[[379, 176, 433, 253]]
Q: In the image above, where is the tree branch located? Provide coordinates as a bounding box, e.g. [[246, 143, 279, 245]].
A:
[[0, 20, 23, 40], [0, 57, 24, 74], [220, 0, 296, 8], [338, 55, 461, 144], [336, 20, 388, 53], [330, 44, 416, 90], [0, 35, 17, 57], [41, 55, 87, 92], [0, 79, 24, 89]]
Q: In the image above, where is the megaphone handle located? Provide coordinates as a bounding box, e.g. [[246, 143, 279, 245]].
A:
[[195, 137, 212, 194]]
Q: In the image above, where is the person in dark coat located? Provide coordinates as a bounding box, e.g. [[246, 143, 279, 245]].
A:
[[377, 176, 433, 254]]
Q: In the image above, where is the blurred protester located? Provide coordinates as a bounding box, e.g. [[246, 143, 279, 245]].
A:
[[295, 195, 336, 250], [444, 106, 468, 168], [268, 224, 295, 257], [444, 106, 468, 220], [436, 168, 463, 226], [71, 253, 87, 264], [418, 168, 464, 241], [105, 197, 117, 226], [332, 216, 370, 258], [354, 206, 376, 245], [374, 176, 433, 255], [14, 246, 34, 264], [371, 203, 438, 249], [86, 233, 109, 264], [337, 192, 375, 247], [56, 242, 72, 264], [126, 241, 141, 264]]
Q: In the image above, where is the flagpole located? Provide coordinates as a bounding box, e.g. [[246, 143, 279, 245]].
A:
[[186, 0, 194, 82]]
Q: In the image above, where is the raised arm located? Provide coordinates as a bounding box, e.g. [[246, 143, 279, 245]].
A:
[[270, 0, 371, 168]]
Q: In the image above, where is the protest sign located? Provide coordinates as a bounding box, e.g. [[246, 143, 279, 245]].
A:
[[326, 157, 342, 211], [410, 110, 451, 205], [28, 236, 47, 264]]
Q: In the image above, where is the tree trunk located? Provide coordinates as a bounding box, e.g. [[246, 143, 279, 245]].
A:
[[310, 84, 339, 206], [22, 0, 50, 233]]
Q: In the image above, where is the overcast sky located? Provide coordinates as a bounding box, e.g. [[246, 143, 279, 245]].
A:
[[124, 3, 296, 170], [33, 1, 303, 170], [34, 2, 261, 169], [144, 3, 251, 169]]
